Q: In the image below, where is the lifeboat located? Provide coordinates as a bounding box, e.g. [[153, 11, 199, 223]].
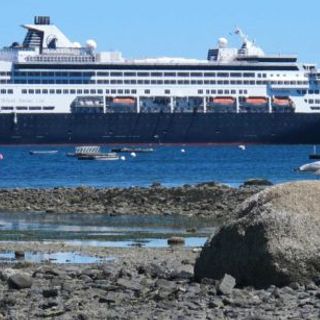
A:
[[210, 97, 236, 106], [112, 97, 135, 105], [272, 97, 293, 107], [244, 97, 268, 106]]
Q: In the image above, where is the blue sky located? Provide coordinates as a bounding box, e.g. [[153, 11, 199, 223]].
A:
[[0, 0, 319, 63]]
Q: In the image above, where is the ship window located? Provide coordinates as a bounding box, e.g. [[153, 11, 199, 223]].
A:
[[231, 90, 236, 94], [243, 73, 255, 78], [43, 107, 55, 110], [151, 80, 157, 84], [98, 89, 103, 94], [263, 74, 267, 78], [191, 73, 202, 77], [124, 72, 136, 77], [124, 90, 130, 94], [118, 90, 123, 94], [105, 90, 110, 94], [316, 100, 320, 104], [164, 72, 176, 77], [28, 89, 34, 94], [309, 99, 314, 104], [250, 81, 255, 85], [84, 90, 89, 94], [217, 81, 223, 85], [178, 73, 189, 77], [144, 80, 150, 84], [224, 90, 230, 94], [184, 80, 189, 84], [90, 90, 96, 94], [0, 72, 6, 76], [151, 72, 162, 77], [244, 90, 248, 94], [56, 90, 62, 94], [204, 72, 215, 77], [35, 89, 41, 94], [97, 72, 109, 76], [204, 80, 210, 85], [131, 90, 137, 94], [21, 89, 27, 94], [223, 81, 229, 85], [50, 89, 55, 94], [29, 107, 41, 110], [165, 90, 170, 94], [1, 106, 13, 110], [16, 106, 28, 110], [218, 90, 223, 94], [63, 90, 69, 94], [316, 90, 320, 94], [124, 80, 130, 84], [111, 90, 116, 94], [110, 72, 122, 77], [198, 90, 203, 94], [138, 72, 149, 77], [70, 90, 76, 94], [130, 80, 136, 84], [197, 80, 203, 85], [311, 107, 320, 110], [210, 80, 216, 84], [144, 90, 150, 94], [230, 73, 241, 77], [217, 73, 228, 78]]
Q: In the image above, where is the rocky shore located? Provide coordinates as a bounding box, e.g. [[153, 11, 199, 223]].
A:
[[2, 180, 320, 319], [0, 244, 320, 320], [0, 180, 267, 219]]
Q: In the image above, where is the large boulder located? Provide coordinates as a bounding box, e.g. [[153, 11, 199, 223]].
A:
[[194, 181, 320, 288]]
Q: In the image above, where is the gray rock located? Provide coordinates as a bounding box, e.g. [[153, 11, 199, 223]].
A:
[[194, 181, 320, 288], [8, 273, 33, 289], [217, 274, 236, 295]]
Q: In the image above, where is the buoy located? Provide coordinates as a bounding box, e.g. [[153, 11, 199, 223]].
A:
[[120, 156, 126, 161], [130, 152, 136, 158], [181, 149, 186, 153], [0, 153, 3, 160], [238, 145, 246, 151]]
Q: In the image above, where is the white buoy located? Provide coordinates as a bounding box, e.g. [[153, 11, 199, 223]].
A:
[[181, 149, 186, 153], [238, 145, 246, 151], [120, 156, 126, 161], [130, 152, 136, 158], [0, 153, 3, 160]]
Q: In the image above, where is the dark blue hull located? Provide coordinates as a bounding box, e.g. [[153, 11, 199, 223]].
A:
[[1, 112, 320, 144]]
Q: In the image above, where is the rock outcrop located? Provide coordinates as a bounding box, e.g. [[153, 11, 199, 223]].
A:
[[194, 181, 320, 288]]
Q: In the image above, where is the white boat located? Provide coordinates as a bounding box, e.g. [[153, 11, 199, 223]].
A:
[[296, 161, 320, 172], [29, 150, 58, 155], [77, 152, 120, 161]]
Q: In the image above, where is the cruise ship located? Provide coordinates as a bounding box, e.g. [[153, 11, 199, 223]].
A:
[[0, 16, 320, 144]]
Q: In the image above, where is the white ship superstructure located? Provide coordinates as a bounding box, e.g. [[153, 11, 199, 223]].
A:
[[0, 16, 319, 115]]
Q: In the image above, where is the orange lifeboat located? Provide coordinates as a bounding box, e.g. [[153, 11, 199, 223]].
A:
[[211, 97, 235, 106], [245, 97, 268, 106], [112, 97, 135, 105], [272, 97, 293, 107]]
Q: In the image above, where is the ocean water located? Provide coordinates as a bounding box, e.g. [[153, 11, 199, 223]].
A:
[[0, 145, 317, 188]]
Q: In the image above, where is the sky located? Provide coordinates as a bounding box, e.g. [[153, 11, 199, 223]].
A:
[[0, 0, 319, 64]]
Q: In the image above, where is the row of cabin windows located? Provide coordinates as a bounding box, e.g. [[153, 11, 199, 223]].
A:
[[198, 89, 248, 95], [12, 79, 309, 86], [1, 106, 55, 111], [306, 99, 320, 104], [20, 88, 250, 96], [10, 71, 303, 79], [22, 89, 138, 95], [12, 71, 259, 78]]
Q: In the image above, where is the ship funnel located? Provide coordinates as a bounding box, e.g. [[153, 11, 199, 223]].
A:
[[34, 16, 51, 25]]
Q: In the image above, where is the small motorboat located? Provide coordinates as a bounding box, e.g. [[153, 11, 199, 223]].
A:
[[77, 152, 120, 161], [296, 161, 320, 172], [111, 147, 154, 153], [67, 146, 101, 157], [309, 146, 320, 160], [29, 150, 58, 155]]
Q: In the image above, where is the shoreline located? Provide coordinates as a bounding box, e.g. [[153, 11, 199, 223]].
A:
[[0, 181, 267, 219]]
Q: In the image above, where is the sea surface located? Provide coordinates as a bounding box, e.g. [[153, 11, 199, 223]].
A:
[[0, 145, 317, 188]]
